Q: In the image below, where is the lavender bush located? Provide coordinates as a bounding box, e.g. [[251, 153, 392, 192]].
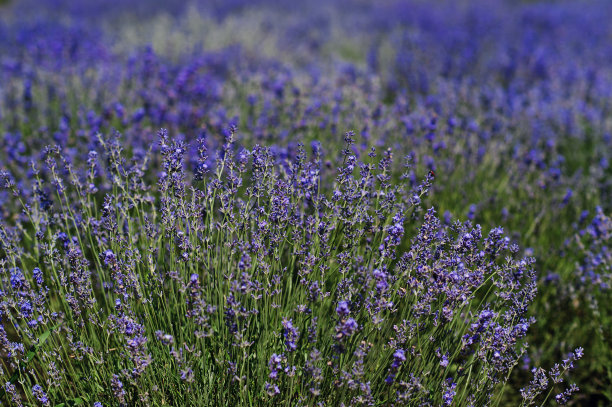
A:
[[0, 128, 540, 405], [0, 0, 610, 405]]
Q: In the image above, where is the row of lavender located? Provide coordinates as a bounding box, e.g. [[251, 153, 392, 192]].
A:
[[0, 0, 610, 405]]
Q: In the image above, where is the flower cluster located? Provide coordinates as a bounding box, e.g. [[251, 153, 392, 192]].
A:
[[520, 348, 583, 406], [0, 125, 540, 405]]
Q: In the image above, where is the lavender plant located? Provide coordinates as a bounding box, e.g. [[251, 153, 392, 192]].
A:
[[0, 127, 545, 406]]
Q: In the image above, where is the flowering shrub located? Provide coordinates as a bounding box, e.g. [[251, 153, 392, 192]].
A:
[[0, 128, 538, 405]]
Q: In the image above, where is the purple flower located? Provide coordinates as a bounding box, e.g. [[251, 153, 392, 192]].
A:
[[268, 353, 286, 381], [442, 378, 457, 406], [32, 267, 44, 285], [562, 188, 573, 205], [555, 384, 579, 405], [111, 375, 126, 405], [336, 300, 350, 317], [32, 384, 50, 406], [102, 250, 116, 266], [385, 348, 406, 384], [264, 382, 280, 397], [9, 268, 26, 290], [4, 382, 22, 406], [281, 318, 300, 352], [336, 317, 358, 340], [180, 368, 194, 383], [574, 347, 584, 359]]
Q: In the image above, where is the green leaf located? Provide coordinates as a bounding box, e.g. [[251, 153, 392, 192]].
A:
[[56, 397, 86, 407]]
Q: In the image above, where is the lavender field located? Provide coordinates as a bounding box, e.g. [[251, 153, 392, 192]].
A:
[[0, 0, 610, 405]]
